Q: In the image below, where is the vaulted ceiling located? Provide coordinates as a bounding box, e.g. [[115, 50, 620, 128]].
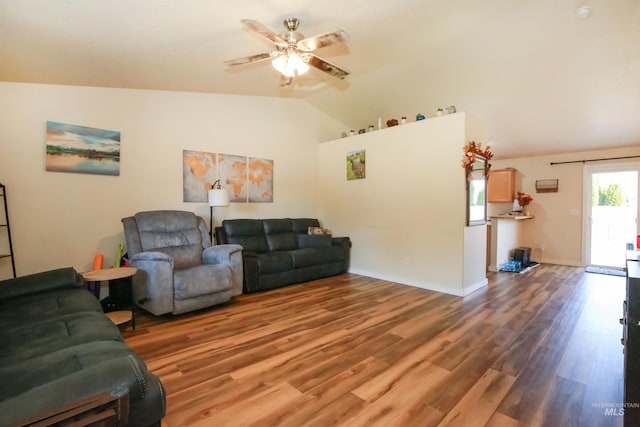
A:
[[1, 0, 638, 159]]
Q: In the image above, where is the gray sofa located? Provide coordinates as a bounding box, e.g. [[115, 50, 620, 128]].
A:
[[122, 210, 243, 316], [216, 218, 351, 293], [0, 267, 165, 426]]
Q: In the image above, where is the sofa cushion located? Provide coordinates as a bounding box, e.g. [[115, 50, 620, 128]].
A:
[[154, 244, 202, 269], [223, 219, 269, 253], [263, 219, 297, 251], [0, 267, 84, 301], [263, 219, 292, 234], [0, 288, 102, 324], [173, 264, 232, 300], [290, 247, 344, 269], [134, 211, 204, 269], [257, 252, 293, 274], [296, 234, 332, 249], [291, 218, 321, 234], [135, 211, 203, 248], [266, 233, 298, 251], [0, 311, 122, 364]]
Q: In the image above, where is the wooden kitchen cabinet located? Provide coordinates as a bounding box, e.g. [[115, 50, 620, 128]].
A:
[[487, 168, 515, 203]]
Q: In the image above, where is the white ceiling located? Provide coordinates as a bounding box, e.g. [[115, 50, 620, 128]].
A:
[[1, 0, 639, 159]]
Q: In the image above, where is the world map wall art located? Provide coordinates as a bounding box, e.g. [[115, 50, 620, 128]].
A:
[[182, 149, 274, 203], [45, 121, 121, 176]]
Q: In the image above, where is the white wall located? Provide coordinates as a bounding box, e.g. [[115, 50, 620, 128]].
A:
[[489, 146, 640, 266], [318, 112, 488, 296], [0, 82, 346, 279]]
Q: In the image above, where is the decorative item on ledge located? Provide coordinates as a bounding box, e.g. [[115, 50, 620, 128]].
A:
[[517, 191, 533, 215], [461, 141, 493, 179], [517, 191, 533, 207]]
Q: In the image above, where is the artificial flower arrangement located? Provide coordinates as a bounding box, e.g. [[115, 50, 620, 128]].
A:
[[461, 141, 493, 178], [517, 191, 534, 206]]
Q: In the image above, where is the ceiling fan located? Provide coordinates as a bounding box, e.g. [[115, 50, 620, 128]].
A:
[[225, 18, 350, 87]]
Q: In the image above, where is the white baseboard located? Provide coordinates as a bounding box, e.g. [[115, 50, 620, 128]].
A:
[[463, 278, 489, 296], [537, 258, 585, 267], [347, 268, 487, 297]]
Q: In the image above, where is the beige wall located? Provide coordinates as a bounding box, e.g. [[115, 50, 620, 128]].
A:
[[318, 112, 488, 296], [0, 82, 346, 279], [490, 146, 640, 266], [4, 81, 631, 284]]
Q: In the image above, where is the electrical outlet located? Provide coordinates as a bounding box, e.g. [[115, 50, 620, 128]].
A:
[[536, 244, 544, 251], [403, 257, 409, 265]]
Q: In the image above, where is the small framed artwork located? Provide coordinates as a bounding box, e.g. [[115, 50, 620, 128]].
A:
[[536, 179, 559, 193], [347, 149, 366, 180]]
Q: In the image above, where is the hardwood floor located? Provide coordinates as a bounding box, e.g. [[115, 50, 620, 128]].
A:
[[123, 264, 625, 427]]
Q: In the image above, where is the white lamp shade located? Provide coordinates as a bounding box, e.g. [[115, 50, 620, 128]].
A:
[[208, 188, 230, 207]]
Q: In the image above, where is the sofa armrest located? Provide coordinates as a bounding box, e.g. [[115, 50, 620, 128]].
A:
[[128, 252, 175, 316], [332, 236, 352, 249], [240, 251, 260, 294], [0, 267, 83, 301], [332, 237, 352, 272], [203, 244, 244, 296]]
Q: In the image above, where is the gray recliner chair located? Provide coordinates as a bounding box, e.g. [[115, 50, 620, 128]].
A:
[[121, 210, 243, 315]]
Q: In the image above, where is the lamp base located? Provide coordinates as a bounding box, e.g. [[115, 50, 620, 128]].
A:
[[209, 206, 214, 245]]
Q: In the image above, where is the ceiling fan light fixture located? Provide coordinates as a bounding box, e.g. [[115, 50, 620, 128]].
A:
[[271, 49, 309, 77], [227, 18, 350, 85]]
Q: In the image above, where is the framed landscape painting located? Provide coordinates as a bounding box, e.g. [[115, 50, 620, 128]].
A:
[[347, 149, 366, 180], [45, 121, 121, 176]]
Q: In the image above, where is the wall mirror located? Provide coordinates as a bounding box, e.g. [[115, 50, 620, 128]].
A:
[[467, 155, 488, 226]]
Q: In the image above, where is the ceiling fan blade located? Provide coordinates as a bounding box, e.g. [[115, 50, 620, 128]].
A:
[[241, 19, 287, 48], [279, 74, 293, 87], [306, 53, 350, 80], [224, 52, 275, 67], [297, 29, 350, 52]]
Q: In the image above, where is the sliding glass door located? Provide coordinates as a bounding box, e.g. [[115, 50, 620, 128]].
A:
[[584, 163, 640, 268]]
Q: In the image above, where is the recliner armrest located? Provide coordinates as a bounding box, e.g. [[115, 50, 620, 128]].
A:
[[203, 244, 244, 297], [202, 244, 243, 265], [128, 251, 175, 315]]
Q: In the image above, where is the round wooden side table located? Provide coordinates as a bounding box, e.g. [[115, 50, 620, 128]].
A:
[[82, 267, 138, 329]]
